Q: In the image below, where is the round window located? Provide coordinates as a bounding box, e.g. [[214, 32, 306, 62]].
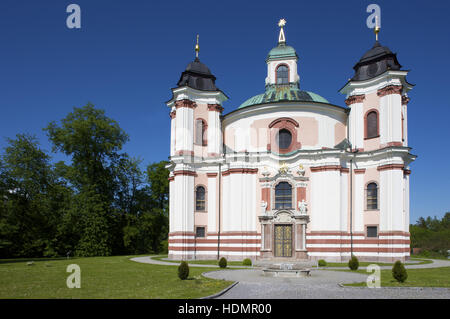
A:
[[277, 129, 292, 149]]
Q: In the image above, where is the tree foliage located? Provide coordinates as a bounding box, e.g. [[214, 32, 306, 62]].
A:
[[0, 104, 169, 258], [410, 213, 450, 257]]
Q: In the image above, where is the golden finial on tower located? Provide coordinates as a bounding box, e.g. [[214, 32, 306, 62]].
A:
[[374, 15, 380, 41], [195, 34, 200, 58], [278, 19, 286, 44]]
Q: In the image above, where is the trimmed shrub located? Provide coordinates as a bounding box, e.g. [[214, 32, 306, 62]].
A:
[[392, 260, 408, 283], [318, 259, 327, 267], [218, 257, 227, 268], [242, 258, 252, 266], [178, 261, 189, 280], [348, 255, 359, 270]]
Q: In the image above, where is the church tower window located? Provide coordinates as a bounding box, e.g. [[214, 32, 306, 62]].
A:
[[195, 119, 207, 146], [275, 182, 292, 209], [276, 65, 289, 84], [366, 182, 378, 210], [365, 110, 379, 139], [195, 186, 206, 211]]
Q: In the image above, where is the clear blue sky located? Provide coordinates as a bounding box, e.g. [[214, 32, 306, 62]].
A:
[[0, 0, 449, 222]]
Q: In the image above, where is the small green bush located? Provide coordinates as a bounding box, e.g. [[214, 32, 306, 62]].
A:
[[318, 259, 327, 267], [178, 261, 189, 280], [392, 260, 408, 283], [348, 255, 359, 270], [242, 258, 252, 266], [218, 257, 227, 268]]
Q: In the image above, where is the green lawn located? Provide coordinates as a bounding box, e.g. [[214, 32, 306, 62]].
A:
[[152, 255, 249, 267], [0, 255, 233, 299], [342, 266, 450, 288]]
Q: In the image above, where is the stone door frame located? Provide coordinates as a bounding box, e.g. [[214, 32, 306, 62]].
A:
[[259, 210, 309, 260]]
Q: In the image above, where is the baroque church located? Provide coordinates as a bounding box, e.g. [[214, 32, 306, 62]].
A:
[[166, 20, 416, 262]]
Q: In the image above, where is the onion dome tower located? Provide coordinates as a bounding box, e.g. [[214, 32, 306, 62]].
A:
[[340, 21, 414, 151], [239, 19, 329, 109], [351, 41, 402, 81], [166, 36, 227, 259], [176, 58, 220, 91]]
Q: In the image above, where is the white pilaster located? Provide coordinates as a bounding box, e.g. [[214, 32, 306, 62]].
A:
[[175, 106, 194, 153], [380, 169, 404, 232], [354, 173, 364, 232], [379, 93, 402, 145], [349, 102, 364, 149], [207, 176, 217, 233]]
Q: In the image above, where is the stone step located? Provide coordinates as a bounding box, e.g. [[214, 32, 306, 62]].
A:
[[254, 259, 317, 269]]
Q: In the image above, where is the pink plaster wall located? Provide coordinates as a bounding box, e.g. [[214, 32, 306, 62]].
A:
[[334, 122, 346, 145], [248, 116, 319, 149], [195, 212, 208, 226], [363, 92, 381, 151]]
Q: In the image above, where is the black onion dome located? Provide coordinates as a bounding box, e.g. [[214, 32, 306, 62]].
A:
[[351, 41, 402, 81], [177, 58, 219, 91]]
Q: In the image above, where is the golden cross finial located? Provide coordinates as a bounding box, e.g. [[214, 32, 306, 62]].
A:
[[278, 19, 286, 44], [374, 15, 380, 41], [195, 34, 200, 58]]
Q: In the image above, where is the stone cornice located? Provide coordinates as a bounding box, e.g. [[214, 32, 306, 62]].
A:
[[222, 168, 258, 176], [207, 104, 224, 113], [377, 85, 402, 97], [344, 94, 365, 106], [377, 164, 404, 171], [174, 99, 197, 109], [173, 170, 198, 177]]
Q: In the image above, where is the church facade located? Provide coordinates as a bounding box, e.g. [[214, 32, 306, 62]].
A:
[[166, 21, 416, 262]]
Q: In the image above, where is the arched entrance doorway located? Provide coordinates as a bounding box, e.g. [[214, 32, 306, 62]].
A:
[[259, 165, 310, 260]]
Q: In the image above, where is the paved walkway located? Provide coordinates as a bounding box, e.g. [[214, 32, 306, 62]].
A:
[[131, 256, 450, 299], [202, 268, 450, 299]]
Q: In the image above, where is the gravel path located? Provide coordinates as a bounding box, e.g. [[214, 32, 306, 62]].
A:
[[203, 269, 450, 299]]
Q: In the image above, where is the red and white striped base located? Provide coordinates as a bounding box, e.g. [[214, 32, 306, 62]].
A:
[[168, 231, 410, 262]]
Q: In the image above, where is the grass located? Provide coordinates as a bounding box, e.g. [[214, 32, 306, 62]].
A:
[[342, 266, 450, 288], [152, 255, 249, 267], [411, 252, 449, 260], [0, 255, 233, 299], [321, 258, 433, 268]]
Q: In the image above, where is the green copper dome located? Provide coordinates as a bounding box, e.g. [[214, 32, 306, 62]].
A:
[[238, 84, 329, 109], [267, 43, 298, 61]]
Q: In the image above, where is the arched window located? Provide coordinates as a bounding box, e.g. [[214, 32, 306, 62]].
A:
[[275, 182, 292, 209], [195, 119, 207, 146], [277, 129, 292, 149], [276, 65, 289, 84], [366, 111, 378, 139], [366, 182, 378, 210], [195, 186, 206, 211]]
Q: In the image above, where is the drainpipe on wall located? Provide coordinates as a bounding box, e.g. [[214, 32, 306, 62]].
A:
[[350, 157, 353, 257], [217, 162, 222, 260], [349, 150, 359, 258]]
